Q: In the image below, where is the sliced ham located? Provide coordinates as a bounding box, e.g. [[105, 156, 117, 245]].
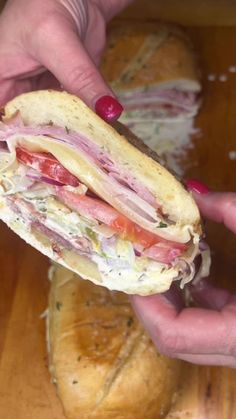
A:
[[56, 187, 187, 262], [119, 88, 199, 117], [56, 187, 119, 225], [0, 116, 168, 235], [143, 241, 187, 264], [0, 117, 156, 206], [7, 191, 187, 265]]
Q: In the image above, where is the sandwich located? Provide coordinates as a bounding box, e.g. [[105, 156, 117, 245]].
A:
[[47, 264, 182, 419], [0, 90, 209, 295], [101, 22, 202, 176], [101, 22, 201, 122]]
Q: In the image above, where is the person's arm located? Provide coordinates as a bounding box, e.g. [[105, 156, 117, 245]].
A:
[[0, 0, 133, 119], [131, 183, 236, 367]]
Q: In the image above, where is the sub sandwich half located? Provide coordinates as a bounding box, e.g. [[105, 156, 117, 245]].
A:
[[0, 90, 209, 295], [102, 22, 201, 121], [48, 265, 182, 419]]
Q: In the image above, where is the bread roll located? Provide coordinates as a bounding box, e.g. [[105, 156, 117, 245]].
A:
[[48, 265, 182, 419], [102, 22, 200, 93]]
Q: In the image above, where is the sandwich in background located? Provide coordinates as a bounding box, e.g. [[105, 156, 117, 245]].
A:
[[47, 264, 182, 419], [101, 22, 201, 175]]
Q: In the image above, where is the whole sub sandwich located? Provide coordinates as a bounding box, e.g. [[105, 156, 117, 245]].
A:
[[0, 90, 209, 295], [101, 22, 201, 121], [48, 265, 182, 419]]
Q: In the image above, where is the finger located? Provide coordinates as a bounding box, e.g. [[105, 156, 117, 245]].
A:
[[86, 1, 134, 63], [32, 71, 61, 91], [0, 71, 61, 106], [131, 294, 234, 356], [161, 282, 185, 311], [176, 353, 236, 367], [193, 192, 236, 234], [0, 80, 16, 105], [0, 79, 33, 105], [190, 279, 233, 310], [95, 0, 134, 21], [32, 17, 123, 118]]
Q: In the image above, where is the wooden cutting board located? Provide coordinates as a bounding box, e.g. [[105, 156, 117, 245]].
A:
[[120, 0, 236, 26], [0, 22, 236, 419]]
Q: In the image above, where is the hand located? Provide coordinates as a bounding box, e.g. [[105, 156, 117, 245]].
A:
[[131, 183, 236, 367], [0, 0, 132, 119]]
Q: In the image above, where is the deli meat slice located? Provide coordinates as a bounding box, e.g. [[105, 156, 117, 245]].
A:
[[118, 88, 199, 118], [143, 241, 186, 264]]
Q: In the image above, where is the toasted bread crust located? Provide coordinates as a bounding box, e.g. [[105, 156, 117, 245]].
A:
[[102, 22, 201, 92], [48, 265, 182, 419]]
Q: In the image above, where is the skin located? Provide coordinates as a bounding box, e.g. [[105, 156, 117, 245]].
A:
[[1, 1, 236, 368], [131, 192, 236, 367], [0, 0, 133, 106]]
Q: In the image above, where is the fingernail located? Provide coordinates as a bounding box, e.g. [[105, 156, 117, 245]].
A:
[[186, 179, 210, 195], [95, 95, 123, 122]]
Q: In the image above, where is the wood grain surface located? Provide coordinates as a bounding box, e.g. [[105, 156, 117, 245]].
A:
[[0, 17, 236, 419], [0, 0, 236, 25], [120, 0, 236, 26]]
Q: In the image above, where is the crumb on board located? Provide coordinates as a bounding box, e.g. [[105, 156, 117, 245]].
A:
[[229, 65, 236, 73], [229, 150, 236, 160], [219, 74, 228, 82], [48, 264, 56, 281], [208, 69, 236, 81], [208, 74, 216, 81]]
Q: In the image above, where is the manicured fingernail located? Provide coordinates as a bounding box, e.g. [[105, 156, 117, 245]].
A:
[[186, 179, 210, 195], [95, 95, 123, 122]]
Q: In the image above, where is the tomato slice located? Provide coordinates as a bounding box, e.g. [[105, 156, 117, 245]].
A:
[[110, 216, 158, 248], [56, 188, 187, 253], [56, 188, 156, 247], [16, 147, 80, 187]]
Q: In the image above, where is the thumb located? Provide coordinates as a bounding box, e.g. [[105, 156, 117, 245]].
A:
[[189, 279, 233, 310], [194, 192, 236, 234], [186, 180, 236, 234], [33, 19, 123, 120], [96, 0, 134, 21]]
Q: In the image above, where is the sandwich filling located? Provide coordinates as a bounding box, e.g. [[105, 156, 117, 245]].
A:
[[118, 87, 200, 121], [0, 112, 209, 288]]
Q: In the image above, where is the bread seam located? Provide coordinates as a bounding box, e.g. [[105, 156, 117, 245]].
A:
[[47, 265, 183, 419], [94, 330, 143, 409], [102, 22, 201, 92], [112, 30, 169, 88]]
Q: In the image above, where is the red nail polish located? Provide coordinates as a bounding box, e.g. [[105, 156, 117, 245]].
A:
[[95, 95, 123, 122], [186, 179, 210, 195]]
